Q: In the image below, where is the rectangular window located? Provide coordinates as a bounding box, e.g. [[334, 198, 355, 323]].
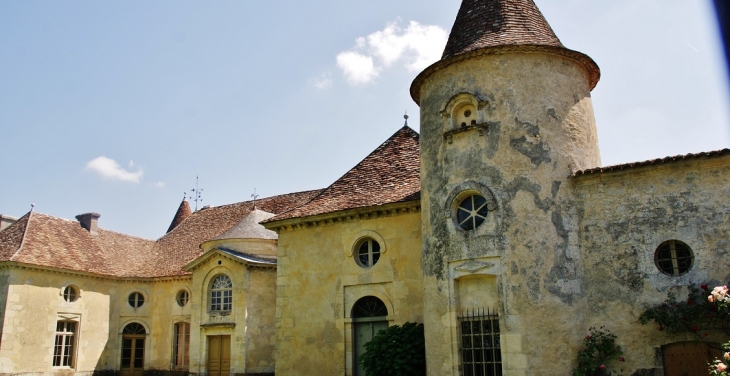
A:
[[459, 308, 502, 376], [53, 321, 76, 367], [173, 322, 190, 367], [210, 290, 232, 311]]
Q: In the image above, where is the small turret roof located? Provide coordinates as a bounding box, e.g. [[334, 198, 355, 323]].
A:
[[166, 196, 192, 233], [213, 209, 277, 240], [441, 0, 562, 60], [410, 0, 600, 104]]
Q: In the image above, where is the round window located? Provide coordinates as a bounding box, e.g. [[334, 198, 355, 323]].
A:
[[355, 238, 381, 268], [62, 286, 78, 302], [654, 240, 694, 276], [455, 194, 490, 231], [176, 290, 189, 307], [128, 292, 145, 308]]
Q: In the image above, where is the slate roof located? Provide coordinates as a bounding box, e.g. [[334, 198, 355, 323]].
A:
[[214, 209, 277, 240], [0, 190, 321, 278], [267, 126, 421, 223], [573, 149, 730, 176], [166, 197, 192, 233], [441, 0, 562, 60]]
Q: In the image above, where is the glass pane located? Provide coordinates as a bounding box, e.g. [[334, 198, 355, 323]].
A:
[[472, 321, 482, 334], [461, 197, 473, 211], [473, 195, 486, 208], [372, 251, 380, 265], [457, 208, 471, 224], [462, 321, 471, 334]]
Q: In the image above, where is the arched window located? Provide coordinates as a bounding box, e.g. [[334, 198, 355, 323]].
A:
[[121, 323, 146, 375], [210, 275, 233, 312], [352, 296, 388, 318]]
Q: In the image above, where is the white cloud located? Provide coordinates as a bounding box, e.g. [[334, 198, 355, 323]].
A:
[[85, 156, 143, 183], [312, 73, 333, 89], [336, 20, 448, 85], [152, 181, 165, 188], [336, 51, 380, 85]]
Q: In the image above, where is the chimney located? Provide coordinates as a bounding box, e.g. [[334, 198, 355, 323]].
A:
[[0, 215, 18, 231], [75, 213, 101, 235]]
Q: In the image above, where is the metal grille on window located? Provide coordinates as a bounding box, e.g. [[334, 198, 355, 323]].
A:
[[459, 308, 502, 376], [210, 275, 233, 311], [53, 321, 76, 367]]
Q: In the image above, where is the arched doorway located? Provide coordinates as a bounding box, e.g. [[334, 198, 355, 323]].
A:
[[662, 341, 723, 376], [352, 296, 388, 376], [121, 323, 146, 376]]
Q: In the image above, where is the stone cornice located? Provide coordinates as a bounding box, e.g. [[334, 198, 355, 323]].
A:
[[410, 44, 600, 105], [0, 261, 192, 283], [263, 200, 421, 233]]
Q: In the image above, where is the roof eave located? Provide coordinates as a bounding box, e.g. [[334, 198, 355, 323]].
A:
[[410, 44, 600, 105]]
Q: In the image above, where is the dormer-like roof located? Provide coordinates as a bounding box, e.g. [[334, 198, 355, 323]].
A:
[[214, 209, 277, 240], [411, 0, 600, 104]]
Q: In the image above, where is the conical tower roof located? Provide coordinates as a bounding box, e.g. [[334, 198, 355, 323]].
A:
[[411, 0, 599, 104], [214, 209, 277, 240], [166, 196, 192, 233], [441, 0, 562, 59]]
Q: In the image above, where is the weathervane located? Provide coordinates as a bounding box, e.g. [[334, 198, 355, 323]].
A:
[[404, 111, 409, 127], [251, 188, 259, 209], [190, 176, 204, 211]]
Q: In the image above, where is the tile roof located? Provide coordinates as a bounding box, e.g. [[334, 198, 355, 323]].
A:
[[573, 149, 730, 176], [410, 0, 600, 104], [0, 190, 322, 278], [166, 197, 192, 233], [441, 0, 563, 60], [267, 126, 421, 223]]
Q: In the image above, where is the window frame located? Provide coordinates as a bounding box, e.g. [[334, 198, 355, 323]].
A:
[[62, 285, 79, 303], [128, 292, 145, 308], [209, 275, 233, 313], [176, 289, 189, 307], [458, 308, 502, 376], [354, 238, 381, 268], [654, 239, 694, 277], [53, 320, 77, 368], [172, 322, 190, 369], [454, 193, 490, 231]]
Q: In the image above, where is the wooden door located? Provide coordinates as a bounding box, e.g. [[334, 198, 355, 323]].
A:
[[354, 320, 388, 376], [207, 335, 231, 376], [120, 336, 144, 376], [663, 341, 723, 376]]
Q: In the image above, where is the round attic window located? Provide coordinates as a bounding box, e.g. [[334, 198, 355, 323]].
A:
[[62, 285, 79, 302], [176, 290, 189, 307], [128, 292, 145, 308], [654, 240, 694, 276], [355, 238, 381, 268], [455, 193, 490, 231]]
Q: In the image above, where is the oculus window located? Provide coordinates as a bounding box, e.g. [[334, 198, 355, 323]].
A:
[[655, 240, 694, 276], [128, 292, 145, 308], [355, 238, 381, 268], [456, 194, 490, 231], [62, 286, 78, 302], [176, 290, 189, 307]]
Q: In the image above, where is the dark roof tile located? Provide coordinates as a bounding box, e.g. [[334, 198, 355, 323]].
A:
[[573, 149, 730, 176]]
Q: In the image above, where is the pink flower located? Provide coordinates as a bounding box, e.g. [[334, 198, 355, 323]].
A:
[[618, 357, 625, 362], [585, 335, 591, 340], [599, 365, 606, 370], [724, 352, 730, 360], [709, 295, 715, 302], [718, 363, 728, 372]]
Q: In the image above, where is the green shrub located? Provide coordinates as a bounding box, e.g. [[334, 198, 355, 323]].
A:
[[359, 322, 426, 376]]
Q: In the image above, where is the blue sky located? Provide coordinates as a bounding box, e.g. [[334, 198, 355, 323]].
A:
[[1, 0, 728, 239]]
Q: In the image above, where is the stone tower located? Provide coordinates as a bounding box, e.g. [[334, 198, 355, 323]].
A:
[[410, 0, 601, 374]]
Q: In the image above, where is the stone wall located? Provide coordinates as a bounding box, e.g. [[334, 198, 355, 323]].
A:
[[273, 207, 423, 375]]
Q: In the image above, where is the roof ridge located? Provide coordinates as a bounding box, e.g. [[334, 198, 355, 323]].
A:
[[30, 212, 155, 241], [8, 211, 32, 261]]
